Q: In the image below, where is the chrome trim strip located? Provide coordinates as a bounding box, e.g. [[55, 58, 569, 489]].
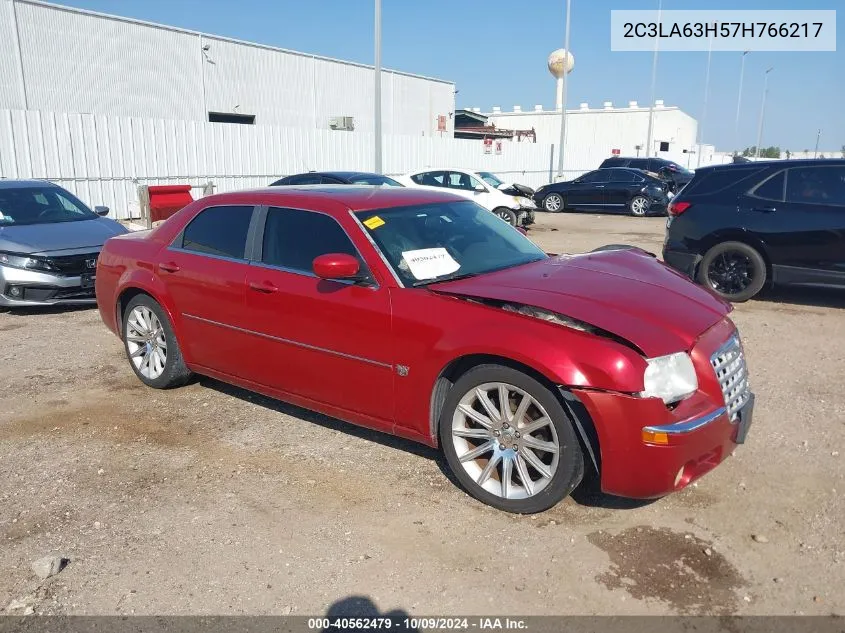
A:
[[167, 246, 248, 265], [643, 407, 727, 435], [182, 313, 393, 369]]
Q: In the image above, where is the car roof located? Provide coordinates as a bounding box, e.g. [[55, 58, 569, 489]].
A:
[[405, 167, 481, 175], [0, 179, 58, 190], [199, 185, 465, 215], [288, 171, 394, 180], [695, 158, 845, 173]]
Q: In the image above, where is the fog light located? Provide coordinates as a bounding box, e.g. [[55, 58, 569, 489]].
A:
[[7, 285, 22, 298], [641, 429, 669, 445]]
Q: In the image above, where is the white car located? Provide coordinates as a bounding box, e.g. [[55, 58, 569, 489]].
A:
[[396, 168, 536, 226]]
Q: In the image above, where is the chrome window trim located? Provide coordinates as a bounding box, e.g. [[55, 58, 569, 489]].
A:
[[182, 313, 392, 369], [748, 168, 787, 202], [347, 210, 406, 288], [643, 407, 727, 435], [166, 246, 250, 266], [169, 204, 258, 258]]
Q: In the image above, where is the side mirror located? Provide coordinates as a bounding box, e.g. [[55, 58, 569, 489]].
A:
[[94, 206, 110, 216], [474, 184, 486, 193], [313, 253, 361, 280]]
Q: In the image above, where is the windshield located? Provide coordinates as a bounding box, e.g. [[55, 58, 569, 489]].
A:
[[0, 186, 97, 226], [348, 175, 404, 187], [356, 200, 546, 286], [477, 172, 505, 188]]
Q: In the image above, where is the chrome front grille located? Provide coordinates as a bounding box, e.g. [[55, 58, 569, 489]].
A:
[[710, 335, 751, 421]]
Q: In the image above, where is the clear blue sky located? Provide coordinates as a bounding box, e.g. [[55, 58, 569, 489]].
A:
[[56, 0, 843, 153]]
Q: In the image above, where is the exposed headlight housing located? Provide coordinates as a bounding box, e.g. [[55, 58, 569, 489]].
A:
[[513, 196, 537, 209], [641, 352, 698, 404], [0, 252, 56, 272]]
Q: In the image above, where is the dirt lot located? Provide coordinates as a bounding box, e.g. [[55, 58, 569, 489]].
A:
[[1, 211, 844, 617]]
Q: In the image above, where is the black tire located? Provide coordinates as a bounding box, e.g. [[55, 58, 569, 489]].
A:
[[542, 193, 564, 213], [697, 241, 767, 302], [122, 294, 192, 389], [628, 195, 650, 217], [439, 364, 584, 514], [493, 208, 518, 226]]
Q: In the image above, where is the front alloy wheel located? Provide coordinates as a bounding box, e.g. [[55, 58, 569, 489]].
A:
[[440, 364, 584, 513], [629, 196, 650, 216], [543, 193, 563, 212]]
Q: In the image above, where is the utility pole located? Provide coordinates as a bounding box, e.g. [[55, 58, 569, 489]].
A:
[[374, 0, 383, 173], [697, 35, 713, 168], [556, 0, 572, 179], [644, 0, 662, 158], [754, 67, 773, 159], [813, 129, 821, 158], [734, 51, 748, 152]]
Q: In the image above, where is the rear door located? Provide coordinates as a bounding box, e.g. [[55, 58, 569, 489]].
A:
[[567, 170, 610, 208], [409, 170, 448, 192], [750, 165, 845, 284], [241, 206, 395, 427], [606, 169, 640, 210], [160, 205, 258, 376]]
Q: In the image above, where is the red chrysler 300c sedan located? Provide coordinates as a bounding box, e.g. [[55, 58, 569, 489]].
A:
[[96, 186, 753, 513]]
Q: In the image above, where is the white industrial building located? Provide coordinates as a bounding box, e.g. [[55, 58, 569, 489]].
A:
[[460, 101, 706, 171], [0, 0, 456, 136]]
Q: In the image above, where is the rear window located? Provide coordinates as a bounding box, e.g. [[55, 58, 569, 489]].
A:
[[181, 205, 253, 259], [681, 166, 767, 197]]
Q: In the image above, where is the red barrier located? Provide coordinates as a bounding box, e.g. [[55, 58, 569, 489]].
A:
[[148, 185, 194, 223]]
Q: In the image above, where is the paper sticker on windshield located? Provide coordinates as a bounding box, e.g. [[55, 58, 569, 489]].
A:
[[363, 215, 385, 229], [401, 248, 460, 280]]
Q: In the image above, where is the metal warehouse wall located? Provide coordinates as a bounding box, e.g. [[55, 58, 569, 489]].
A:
[[0, 109, 554, 220], [0, 0, 455, 136], [486, 105, 699, 170]]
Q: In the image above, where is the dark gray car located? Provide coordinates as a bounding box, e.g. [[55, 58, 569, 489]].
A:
[[0, 180, 128, 307]]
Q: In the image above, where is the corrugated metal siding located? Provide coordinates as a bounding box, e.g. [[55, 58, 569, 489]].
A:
[[0, 0, 25, 109], [9, 0, 455, 137], [0, 108, 553, 220], [15, 1, 202, 120]]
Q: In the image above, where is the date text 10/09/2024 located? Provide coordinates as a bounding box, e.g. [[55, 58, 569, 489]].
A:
[[307, 618, 528, 630]]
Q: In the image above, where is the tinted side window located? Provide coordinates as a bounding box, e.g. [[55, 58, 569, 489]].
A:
[[412, 171, 447, 187], [628, 159, 649, 170], [752, 171, 786, 201], [682, 167, 766, 196], [610, 170, 637, 182], [181, 206, 253, 259], [262, 207, 359, 273], [785, 166, 845, 206], [600, 158, 624, 168]]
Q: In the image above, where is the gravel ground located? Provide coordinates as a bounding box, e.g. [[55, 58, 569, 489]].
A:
[[1, 211, 843, 617]]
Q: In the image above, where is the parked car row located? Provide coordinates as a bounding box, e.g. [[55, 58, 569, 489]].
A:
[[270, 169, 537, 228]]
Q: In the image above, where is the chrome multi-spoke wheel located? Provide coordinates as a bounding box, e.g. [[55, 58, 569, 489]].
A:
[[126, 305, 167, 380], [543, 193, 563, 212], [122, 294, 191, 389], [452, 382, 560, 500], [440, 364, 584, 513], [629, 196, 650, 216]]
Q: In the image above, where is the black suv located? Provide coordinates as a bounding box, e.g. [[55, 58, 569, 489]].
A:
[[599, 157, 694, 193], [663, 159, 845, 302]]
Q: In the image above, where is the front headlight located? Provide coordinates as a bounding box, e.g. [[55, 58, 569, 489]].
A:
[[513, 196, 537, 209], [0, 252, 56, 272], [641, 352, 698, 404]]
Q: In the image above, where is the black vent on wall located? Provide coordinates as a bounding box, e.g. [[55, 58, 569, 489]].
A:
[[208, 112, 256, 125]]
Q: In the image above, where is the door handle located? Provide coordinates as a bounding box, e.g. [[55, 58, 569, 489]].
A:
[[249, 280, 278, 293], [595, 185, 606, 188], [159, 262, 180, 273], [752, 206, 777, 213]]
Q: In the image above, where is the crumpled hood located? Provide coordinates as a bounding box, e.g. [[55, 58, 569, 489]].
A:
[[0, 218, 127, 255], [432, 249, 732, 357]]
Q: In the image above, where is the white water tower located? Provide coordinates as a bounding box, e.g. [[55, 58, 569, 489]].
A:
[[547, 49, 575, 110]]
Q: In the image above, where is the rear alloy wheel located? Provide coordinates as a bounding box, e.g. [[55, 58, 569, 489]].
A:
[[698, 241, 767, 302], [493, 208, 518, 226], [629, 195, 650, 216], [440, 364, 584, 513], [123, 294, 192, 388], [543, 193, 564, 212]]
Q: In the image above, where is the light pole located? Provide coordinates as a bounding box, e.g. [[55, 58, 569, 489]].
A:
[[813, 129, 821, 158], [374, 0, 383, 173], [734, 51, 749, 151], [697, 35, 713, 168], [556, 0, 572, 179], [644, 0, 662, 158], [754, 67, 773, 159]]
